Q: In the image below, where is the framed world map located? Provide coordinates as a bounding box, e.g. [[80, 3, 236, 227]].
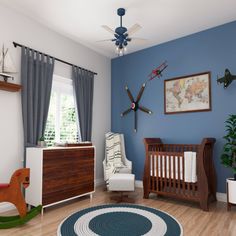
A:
[[164, 72, 211, 114]]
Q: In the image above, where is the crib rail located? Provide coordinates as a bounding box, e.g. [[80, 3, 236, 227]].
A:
[[148, 143, 200, 153]]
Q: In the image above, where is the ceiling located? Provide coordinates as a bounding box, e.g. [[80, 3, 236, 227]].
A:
[[1, 0, 236, 58]]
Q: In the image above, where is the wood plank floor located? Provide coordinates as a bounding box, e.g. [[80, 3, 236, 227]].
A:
[[0, 186, 236, 236]]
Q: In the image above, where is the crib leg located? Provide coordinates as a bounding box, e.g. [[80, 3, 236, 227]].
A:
[[143, 191, 150, 199], [143, 180, 150, 199], [200, 199, 209, 211]]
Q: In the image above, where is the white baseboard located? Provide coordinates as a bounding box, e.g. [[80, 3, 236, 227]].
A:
[[0, 202, 15, 213], [95, 178, 105, 187], [216, 192, 227, 202], [135, 180, 143, 188], [135, 180, 227, 202]]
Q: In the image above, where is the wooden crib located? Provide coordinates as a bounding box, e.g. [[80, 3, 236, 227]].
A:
[[143, 138, 216, 211]]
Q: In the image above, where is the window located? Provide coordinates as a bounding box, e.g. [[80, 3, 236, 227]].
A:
[[44, 75, 80, 146]]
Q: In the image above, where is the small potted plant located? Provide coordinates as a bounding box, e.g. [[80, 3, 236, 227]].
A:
[[221, 114, 236, 208], [38, 136, 46, 147]]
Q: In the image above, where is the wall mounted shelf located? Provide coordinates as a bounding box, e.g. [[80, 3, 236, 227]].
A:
[[0, 81, 22, 92]]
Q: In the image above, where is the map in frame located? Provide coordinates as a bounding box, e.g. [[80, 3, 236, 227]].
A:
[[164, 72, 211, 114]]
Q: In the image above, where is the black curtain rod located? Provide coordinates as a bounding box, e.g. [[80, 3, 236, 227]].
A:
[[13, 41, 97, 75]]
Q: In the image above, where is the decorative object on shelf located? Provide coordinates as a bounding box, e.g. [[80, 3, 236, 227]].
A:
[[99, 8, 146, 56], [37, 136, 46, 147], [0, 45, 21, 92], [0, 45, 16, 82], [220, 114, 236, 210], [217, 68, 236, 88], [0, 168, 42, 229], [164, 71, 211, 114], [121, 61, 168, 132]]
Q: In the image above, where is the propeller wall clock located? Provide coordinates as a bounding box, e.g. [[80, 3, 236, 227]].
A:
[[121, 61, 168, 132]]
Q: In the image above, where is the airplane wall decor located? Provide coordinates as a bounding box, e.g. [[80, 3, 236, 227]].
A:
[[217, 68, 236, 88], [147, 61, 168, 82], [121, 61, 168, 132]]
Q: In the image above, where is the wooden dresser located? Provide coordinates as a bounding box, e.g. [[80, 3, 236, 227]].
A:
[[25, 145, 95, 210]]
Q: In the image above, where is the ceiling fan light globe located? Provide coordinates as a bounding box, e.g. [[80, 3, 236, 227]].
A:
[[118, 49, 124, 56]]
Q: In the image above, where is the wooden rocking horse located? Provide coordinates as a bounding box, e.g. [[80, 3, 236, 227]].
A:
[[0, 168, 41, 229], [0, 168, 30, 218]]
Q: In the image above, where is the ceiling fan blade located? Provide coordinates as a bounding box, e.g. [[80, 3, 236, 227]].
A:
[[125, 86, 134, 102], [130, 38, 148, 43], [121, 108, 132, 117], [101, 25, 116, 35], [136, 83, 146, 103], [127, 24, 142, 36], [139, 105, 152, 114], [96, 39, 113, 42]]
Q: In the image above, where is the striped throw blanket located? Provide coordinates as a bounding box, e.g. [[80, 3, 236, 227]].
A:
[[105, 132, 125, 183]]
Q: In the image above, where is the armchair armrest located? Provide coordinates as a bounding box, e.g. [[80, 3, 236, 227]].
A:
[[124, 158, 132, 171], [103, 159, 107, 181]]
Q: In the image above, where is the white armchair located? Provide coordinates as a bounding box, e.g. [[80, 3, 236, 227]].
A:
[[103, 133, 132, 182]]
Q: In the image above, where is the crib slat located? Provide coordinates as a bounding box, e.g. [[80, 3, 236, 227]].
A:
[[168, 155, 171, 192], [152, 154, 155, 191], [164, 155, 167, 191], [187, 183, 190, 195], [182, 155, 185, 195], [177, 156, 181, 194], [156, 155, 159, 191], [193, 183, 196, 196], [160, 155, 163, 191], [173, 155, 176, 193]]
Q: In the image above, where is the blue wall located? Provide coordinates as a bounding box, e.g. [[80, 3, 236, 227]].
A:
[[111, 21, 236, 193]]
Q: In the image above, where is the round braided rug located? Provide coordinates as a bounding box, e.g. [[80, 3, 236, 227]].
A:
[[57, 204, 183, 236]]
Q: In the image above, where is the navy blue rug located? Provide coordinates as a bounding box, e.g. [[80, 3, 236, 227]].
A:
[[57, 204, 183, 236]]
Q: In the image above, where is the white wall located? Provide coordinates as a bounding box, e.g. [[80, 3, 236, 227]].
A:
[[0, 5, 110, 183]]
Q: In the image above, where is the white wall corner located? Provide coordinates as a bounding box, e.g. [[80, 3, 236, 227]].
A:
[[0, 202, 15, 214]]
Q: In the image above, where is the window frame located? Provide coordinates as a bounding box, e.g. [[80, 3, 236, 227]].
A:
[[45, 74, 80, 145]]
